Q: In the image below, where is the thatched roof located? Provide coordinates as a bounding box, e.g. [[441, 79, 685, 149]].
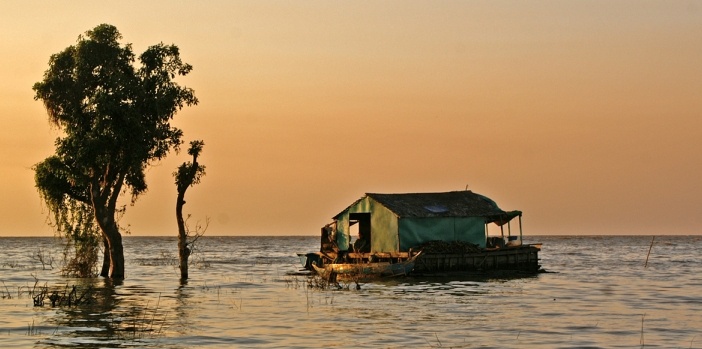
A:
[[362, 191, 521, 224]]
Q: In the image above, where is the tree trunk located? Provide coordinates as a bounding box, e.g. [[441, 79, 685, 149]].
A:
[[176, 191, 190, 280], [94, 207, 125, 279], [100, 236, 110, 277], [107, 230, 125, 279], [175, 141, 204, 281]]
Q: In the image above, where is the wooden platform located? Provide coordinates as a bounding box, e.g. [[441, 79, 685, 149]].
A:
[[413, 245, 541, 273]]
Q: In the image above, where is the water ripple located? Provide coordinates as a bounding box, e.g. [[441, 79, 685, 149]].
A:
[[1, 235, 701, 348]]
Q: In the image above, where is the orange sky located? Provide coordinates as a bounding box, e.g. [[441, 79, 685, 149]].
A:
[[2, 1, 701, 236]]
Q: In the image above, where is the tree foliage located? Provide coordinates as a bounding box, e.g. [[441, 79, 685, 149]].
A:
[[32, 24, 198, 278], [175, 140, 206, 192]]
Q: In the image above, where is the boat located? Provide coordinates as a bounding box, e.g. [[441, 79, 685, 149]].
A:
[[299, 191, 543, 278], [310, 252, 421, 282]]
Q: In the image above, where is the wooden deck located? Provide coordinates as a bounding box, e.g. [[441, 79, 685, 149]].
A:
[[315, 244, 541, 274], [413, 245, 541, 273]]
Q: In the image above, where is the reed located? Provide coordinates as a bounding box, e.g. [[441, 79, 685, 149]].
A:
[[2, 260, 22, 269], [283, 275, 299, 289], [149, 295, 161, 332], [26, 282, 93, 308], [291, 273, 357, 314], [26, 320, 41, 336], [230, 296, 243, 311], [1, 281, 11, 299], [425, 333, 471, 348], [640, 313, 645, 347], [115, 301, 169, 340], [32, 248, 55, 270], [137, 251, 178, 266]]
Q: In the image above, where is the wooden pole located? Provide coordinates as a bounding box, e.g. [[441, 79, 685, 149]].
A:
[[519, 215, 523, 241], [507, 220, 511, 238], [645, 236, 655, 268], [484, 222, 488, 246]]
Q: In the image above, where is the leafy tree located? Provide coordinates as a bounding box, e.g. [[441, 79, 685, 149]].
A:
[[174, 140, 206, 281], [32, 24, 198, 278]]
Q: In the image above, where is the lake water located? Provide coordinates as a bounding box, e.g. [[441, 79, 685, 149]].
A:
[[0, 235, 701, 348]]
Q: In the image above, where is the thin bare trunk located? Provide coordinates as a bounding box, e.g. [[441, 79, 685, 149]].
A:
[[176, 191, 190, 280], [175, 141, 204, 281]]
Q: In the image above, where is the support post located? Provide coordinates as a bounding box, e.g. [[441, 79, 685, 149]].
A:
[[508, 221, 511, 238], [519, 214, 523, 241]]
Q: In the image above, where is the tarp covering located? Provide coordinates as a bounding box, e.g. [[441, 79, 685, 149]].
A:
[[399, 216, 487, 250], [487, 210, 522, 226]]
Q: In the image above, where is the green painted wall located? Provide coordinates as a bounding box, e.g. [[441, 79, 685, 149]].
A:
[[336, 211, 350, 251], [335, 196, 399, 252], [367, 198, 399, 252]]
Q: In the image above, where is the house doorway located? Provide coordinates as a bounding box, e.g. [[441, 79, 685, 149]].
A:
[[349, 213, 371, 252]]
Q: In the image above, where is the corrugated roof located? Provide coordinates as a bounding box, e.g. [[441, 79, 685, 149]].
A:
[[364, 191, 521, 223], [366, 191, 494, 217]]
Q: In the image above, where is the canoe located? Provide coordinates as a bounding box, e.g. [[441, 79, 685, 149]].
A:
[[312, 252, 421, 281]]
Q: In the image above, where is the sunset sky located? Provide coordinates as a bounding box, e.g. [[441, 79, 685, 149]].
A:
[[2, 1, 701, 237]]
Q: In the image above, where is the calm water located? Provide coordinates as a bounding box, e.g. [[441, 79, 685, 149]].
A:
[[1, 235, 701, 348]]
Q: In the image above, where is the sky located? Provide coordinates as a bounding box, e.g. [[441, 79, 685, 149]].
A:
[[1, 1, 701, 237]]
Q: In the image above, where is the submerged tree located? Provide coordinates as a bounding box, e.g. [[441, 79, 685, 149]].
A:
[[174, 140, 206, 280], [32, 24, 198, 278]]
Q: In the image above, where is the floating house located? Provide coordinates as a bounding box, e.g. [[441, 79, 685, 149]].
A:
[[303, 190, 541, 276]]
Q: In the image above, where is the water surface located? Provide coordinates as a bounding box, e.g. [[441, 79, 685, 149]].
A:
[[1, 235, 700, 348]]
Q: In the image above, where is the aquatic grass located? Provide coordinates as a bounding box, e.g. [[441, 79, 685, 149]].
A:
[[32, 247, 55, 270], [110, 297, 170, 341], [2, 260, 23, 269], [15, 277, 48, 302], [136, 251, 178, 266], [1, 281, 11, 299], [26, 320, 41, 336], [191, 252, 212, 269], [145, 295, 164, 334], [640, 313, 645, 348], [25, 320, 61, 337], [425, 333, 471, 348], [428, 333, 442, 348], [283, 276, 298, 289], [5, 235, 700, 348], [292, 274, 353, 313], [184, 280, 245, 310], [22, 280, 96, 308], [230, 297, 243, 311], [307, 274, 328, 290]]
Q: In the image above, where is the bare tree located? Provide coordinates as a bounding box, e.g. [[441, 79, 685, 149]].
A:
[[174, 140, 206, 280]]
